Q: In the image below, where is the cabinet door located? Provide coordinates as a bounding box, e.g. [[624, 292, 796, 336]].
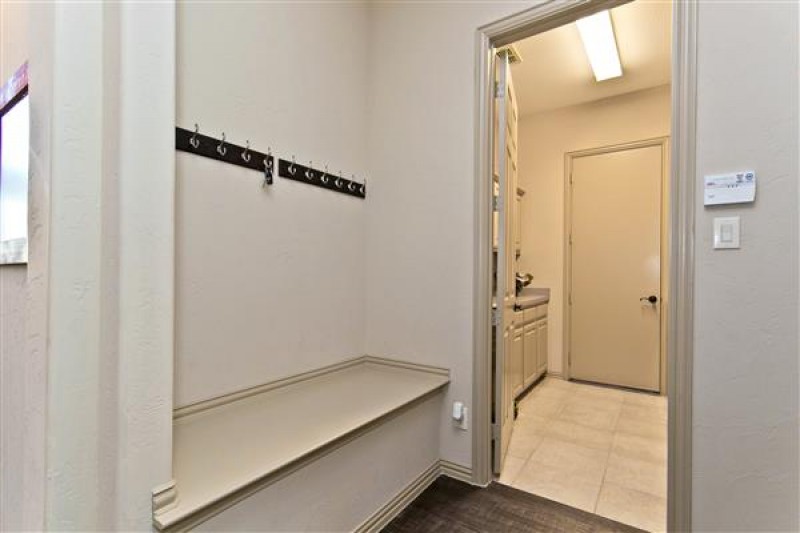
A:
[[537, 319, 548, 374], [523, 323, 537, 387], [512, 327, 524, 396]]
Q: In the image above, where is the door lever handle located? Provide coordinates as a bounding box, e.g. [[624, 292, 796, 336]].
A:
[[640, 295, 658, 304]]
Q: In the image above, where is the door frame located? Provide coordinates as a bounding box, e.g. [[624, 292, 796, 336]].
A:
[[471, 1, 697, 531], [563, 137, 670, 394]]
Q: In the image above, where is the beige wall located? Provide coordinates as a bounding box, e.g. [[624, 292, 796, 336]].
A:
[[692, 3, 798, 530], [517, 85, 671, 375], [367, 2, 799, 528], [0, 1, 28, 82], [173, 3, 451, 530], [9, 2, 799, 530], [0, 3, 31, 530], [365, 1, 540, 468], [176, 3, 369, 406]]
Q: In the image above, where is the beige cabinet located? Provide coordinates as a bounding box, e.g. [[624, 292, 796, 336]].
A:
[[523, 323, 538, 387], [537, 318, 548, 374], [512, 325, 524, 397], [512, 303, 549, 399]]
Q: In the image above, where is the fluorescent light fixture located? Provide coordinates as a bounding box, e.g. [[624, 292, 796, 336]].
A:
[[576, 10, 622, 81]]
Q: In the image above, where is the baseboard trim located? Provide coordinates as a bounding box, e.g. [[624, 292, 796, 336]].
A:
[[440, 459, 473, 483], [354, 461, 440, 533], [355, 460, 474, 533]]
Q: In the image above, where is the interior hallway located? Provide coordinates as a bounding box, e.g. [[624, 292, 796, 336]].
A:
[[499, 378, 667, 532]]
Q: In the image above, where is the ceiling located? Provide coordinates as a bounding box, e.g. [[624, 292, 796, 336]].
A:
[[510, 0, 672, 115]]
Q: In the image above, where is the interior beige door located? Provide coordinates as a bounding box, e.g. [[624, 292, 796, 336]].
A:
[[493, 51, 519, 473], [569, 144, 662, 392]]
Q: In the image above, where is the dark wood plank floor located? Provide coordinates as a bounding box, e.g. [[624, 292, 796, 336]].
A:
[[382, 476, 645, 533]]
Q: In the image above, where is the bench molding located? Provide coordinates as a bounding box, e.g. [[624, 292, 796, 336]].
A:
[[154, 356, 450, 531]]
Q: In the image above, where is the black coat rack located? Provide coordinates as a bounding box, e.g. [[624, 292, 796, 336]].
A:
[[175, 125, 367, 199], [176, 125, 274, 184], [277, 159, 365, 199]]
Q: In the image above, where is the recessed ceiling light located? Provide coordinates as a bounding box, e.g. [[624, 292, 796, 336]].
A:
[[576, 10, 623, 82]]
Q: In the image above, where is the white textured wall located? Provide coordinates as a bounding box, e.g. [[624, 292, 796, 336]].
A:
[[22, 3, 176, 530], [692, 2, 799, 530], [0, 264, 27, 529], [176, 2, 369, 406], [517, 85, 671, 374]]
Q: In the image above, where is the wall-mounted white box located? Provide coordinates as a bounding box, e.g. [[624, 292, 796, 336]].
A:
[[704, 171, 756, 206]]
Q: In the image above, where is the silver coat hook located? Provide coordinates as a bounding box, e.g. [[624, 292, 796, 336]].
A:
[[321, 165, 329, 184], [335, 171, 344, 189], [242, 140, 251, 163], [348, 174, 357, 192], [217, 132, 227, 156], [305, 161, 314, 180], [360, 178, 366, 195], [289, 156, 297, 176], [190, 123, 200, 149]]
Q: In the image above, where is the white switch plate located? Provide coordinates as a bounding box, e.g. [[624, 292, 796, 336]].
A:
[[713, 216, 740, 249]]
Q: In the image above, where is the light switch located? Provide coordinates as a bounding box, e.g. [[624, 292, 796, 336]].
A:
[[713, 216, 740, 249]]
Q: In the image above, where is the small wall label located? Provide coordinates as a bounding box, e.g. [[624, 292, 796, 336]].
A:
[[704, 171, 756, 206]]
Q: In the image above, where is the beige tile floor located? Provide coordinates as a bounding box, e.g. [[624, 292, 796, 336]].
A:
[[497, 377, 667, 532]]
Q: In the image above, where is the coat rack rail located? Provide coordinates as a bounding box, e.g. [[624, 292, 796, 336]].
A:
[[175, 126, 274, 184], [278, 159, 366, 199]]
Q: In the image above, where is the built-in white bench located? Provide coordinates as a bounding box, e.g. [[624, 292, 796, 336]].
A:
[[152, 356, 449, 531]]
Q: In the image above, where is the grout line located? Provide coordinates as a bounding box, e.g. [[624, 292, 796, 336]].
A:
[[593, 436, 614, 514]]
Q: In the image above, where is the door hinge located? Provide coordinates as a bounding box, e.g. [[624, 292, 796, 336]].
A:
[[491, 423, 500, 440], [568, 292, 572, 305], [569, 233, 573, 246], [492, 308, 500, 326], [493, 195, 501, 212], [494, 81, 504, 98]]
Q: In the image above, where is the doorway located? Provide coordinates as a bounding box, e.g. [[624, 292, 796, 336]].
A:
[[473, 1, 697, 532]]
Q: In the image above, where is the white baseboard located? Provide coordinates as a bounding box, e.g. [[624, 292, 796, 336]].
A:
[[354, 459, 474, 533], [440, 459, 473, 483], [354, 461, 440, 533]]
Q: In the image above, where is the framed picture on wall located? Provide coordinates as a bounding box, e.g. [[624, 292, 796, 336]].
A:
[[0, 62, 29, 265]]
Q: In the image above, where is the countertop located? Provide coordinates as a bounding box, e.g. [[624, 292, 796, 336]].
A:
[[515, 287, 550, 310]]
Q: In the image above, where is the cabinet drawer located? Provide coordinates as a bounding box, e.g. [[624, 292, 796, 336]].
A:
[[523, 307, 537, 324]]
